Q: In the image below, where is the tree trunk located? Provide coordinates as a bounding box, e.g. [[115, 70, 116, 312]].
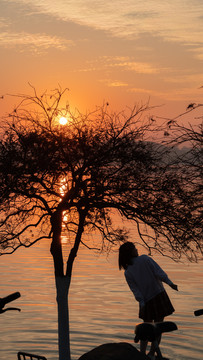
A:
[[50, 209, 87, 360], [55, 276, 71, 360], [51, 210, 71, 360]]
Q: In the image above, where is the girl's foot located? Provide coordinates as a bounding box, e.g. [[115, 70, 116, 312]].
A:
[[147, 352, 155, 360], [148, 355, 169, 360]]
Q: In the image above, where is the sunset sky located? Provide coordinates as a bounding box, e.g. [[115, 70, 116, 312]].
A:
[[0, 0, 203, 117]]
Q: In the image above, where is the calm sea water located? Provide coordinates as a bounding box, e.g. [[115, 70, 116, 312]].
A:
[[0, 240, 202, 360]]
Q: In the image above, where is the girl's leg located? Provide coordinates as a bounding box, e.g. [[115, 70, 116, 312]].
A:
[[148, 317, 164, 356], [140, 339, 148, 354], [140, 318, 153, 354]]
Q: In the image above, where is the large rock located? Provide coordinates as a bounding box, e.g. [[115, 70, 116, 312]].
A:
[[78, 342, 148, 360]]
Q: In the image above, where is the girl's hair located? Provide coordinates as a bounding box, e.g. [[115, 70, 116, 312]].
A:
[[119, 241, 136, 270]]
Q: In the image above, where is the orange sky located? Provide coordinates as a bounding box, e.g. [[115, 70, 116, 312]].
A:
[[0, 0, 203, 118]]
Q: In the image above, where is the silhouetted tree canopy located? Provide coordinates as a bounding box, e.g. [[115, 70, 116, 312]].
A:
[[0, 87, 202, 360], [0, 87, 202, 262]]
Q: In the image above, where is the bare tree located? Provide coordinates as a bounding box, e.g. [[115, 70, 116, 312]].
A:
[[0, 88, 202, 360]]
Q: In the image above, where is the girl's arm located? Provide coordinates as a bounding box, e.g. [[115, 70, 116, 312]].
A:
[[147, 257, 178, 290]]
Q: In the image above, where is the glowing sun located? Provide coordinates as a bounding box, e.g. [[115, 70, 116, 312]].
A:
[[59, 116, 68, 125]]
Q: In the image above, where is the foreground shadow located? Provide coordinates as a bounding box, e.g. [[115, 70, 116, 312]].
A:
[[78, 342, 148, 360]]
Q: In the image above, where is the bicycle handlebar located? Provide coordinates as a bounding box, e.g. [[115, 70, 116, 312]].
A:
[[0, 292, 21, 313]]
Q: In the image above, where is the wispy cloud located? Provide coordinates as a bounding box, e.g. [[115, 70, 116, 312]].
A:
[[101, 56, 160, 74], [111, 61, 159, 74], [0, 30, 74, 52], [1, 0, 202, 107], [6, 0, 203, 46], [75, 56, 160, 75], [129, 85, 203, 101], [163, 73, 203, 86], [188, 47, 203, 61], [100, 79, 129, 88], [108, 81, 128, 87]]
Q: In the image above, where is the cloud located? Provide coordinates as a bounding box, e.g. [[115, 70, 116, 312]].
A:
[[100, 79, 129, 88], [6, 0, 203, 46], [112, 61, 159, 74], [101, 56, 159, 74], [108, 81, 128, 87], [0, 30, 74, 52], [188, 47, 203, 61], [75, 56, 160, 75], [128, 85, 203, 102]]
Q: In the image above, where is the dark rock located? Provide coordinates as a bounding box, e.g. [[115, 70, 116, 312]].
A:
[[78, 342, 148, 360]]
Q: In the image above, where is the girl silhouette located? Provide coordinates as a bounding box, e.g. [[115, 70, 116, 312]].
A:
[[119, 242, 178, 359]]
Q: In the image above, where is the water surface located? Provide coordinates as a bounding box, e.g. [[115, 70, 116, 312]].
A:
[[0, 241, 202, 360]]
